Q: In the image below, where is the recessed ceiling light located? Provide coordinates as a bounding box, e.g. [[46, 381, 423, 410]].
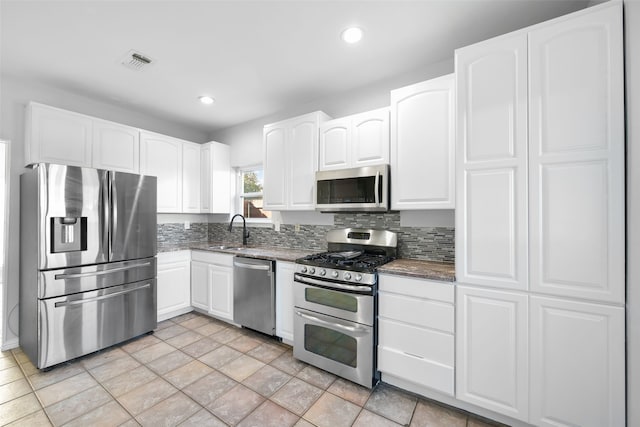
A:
[[341, 27, 363, 44], [199, 95, 215, 105]]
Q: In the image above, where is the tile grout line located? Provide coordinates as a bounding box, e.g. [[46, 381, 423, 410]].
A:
[[6, 349, 53, 426]]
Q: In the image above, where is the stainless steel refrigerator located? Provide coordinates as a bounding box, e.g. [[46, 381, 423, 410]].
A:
[[20, 163, 158, 369]]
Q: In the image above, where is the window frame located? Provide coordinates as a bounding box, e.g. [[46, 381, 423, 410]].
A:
[[235, 165, 271, 224]]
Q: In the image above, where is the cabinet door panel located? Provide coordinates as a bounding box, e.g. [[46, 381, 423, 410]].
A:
[[157, 252, 191, 320], [191, 261, 209, 311], [458, 35, 527, 162], [182, 142, 201, 213], [289, 120, 318, 209], [352, 108, 389, 167], [459, 168, 526, 289], [529, 4, 624, 303], [263, 126, 287, 210], [275, 262, 295, 343], [140, 132, 183, 213], [391, 75, 455, 209], [209, 265, 233, 321], [319, 120, 350, 170], [530, 296, 625, 427], [456, 286, 528, 421], [93, 119, 139, 173], [200, 144, 212, 212], [27, 103, 93, 167], [456, 34, 528, 290], [529, 6, 623, 155]]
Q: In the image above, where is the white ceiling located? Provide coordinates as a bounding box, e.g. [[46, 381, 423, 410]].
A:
[[1, 0, 594, 135]]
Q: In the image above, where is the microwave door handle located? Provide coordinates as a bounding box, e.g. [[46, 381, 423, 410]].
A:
[[374, 170, 380, 207]]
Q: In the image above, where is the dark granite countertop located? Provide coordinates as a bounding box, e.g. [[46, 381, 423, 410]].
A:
[[377, 259, 456, 282], [158, 242, 455, 281], [158, 241, 315, 262]]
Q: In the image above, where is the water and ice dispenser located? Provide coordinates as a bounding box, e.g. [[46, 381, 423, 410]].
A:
[[50, 217, 87, 253]]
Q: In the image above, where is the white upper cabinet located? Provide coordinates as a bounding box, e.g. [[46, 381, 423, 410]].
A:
[[201, 141, 231, 214], [25, 102, 141, 173], [456, 286, 529, 422], [25, 102, 93, 167], [319, 118, 350, 170], [182, 142, 201, 213], [319, 108, 388, 171], [263, 125, 288, 210], [289, 118, 322, 209], [391, 75, 455, 210], [92, 119, 140, 173], [140, 131, 183, 213], [263, 111, 330, 211], [528, 4, 625, 303], [455, 34, 529, 291], [530, 296, 625, 427], [352, 109, 390, 167]]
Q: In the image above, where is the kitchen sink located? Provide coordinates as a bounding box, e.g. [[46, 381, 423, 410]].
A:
[[208, 245, 238, 250]]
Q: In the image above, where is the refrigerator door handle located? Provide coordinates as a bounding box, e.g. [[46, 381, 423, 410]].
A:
[[54, 262, 152, 280], [54, 283, 151, 307], [109, 172, 117, 260], [101, 171, 111, 260]]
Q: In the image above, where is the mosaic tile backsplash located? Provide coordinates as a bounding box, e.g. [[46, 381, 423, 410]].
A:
[[158, 212, 454, 262]]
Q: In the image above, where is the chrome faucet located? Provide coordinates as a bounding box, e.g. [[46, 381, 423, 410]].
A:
[[228, 214, 250, 246]]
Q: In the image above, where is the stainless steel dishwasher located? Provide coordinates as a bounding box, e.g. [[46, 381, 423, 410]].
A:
[[233, 256, 276, 336]]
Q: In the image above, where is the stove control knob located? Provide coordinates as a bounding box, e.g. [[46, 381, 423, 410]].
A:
[[309, 267, 315, 275], [355, 274, 362, 282], [331, 271, 339, 278], [319, 269, 326, 276], [344, 272, 352, 280], [300, 266, 307, 274]]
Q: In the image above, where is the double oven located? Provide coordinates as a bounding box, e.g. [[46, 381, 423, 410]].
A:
[[293, 228, 397, 388]]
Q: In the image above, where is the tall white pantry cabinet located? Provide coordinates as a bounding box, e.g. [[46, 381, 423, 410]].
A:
[[455, 3, 625, 427]]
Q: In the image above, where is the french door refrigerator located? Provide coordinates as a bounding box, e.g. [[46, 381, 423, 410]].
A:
[[20, 163, 157, 369]]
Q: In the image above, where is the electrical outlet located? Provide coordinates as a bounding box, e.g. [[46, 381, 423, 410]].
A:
[[295, 224, 300, 233], [274, 222, 280, 232], [184, 221, 191, 230]]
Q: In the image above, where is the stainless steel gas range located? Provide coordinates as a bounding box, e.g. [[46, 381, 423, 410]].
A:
[[293, 228, 397, 388]]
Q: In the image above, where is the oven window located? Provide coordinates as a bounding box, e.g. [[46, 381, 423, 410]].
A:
[[317, 176, 380, 204], [304, 324, 357, 367], [305, 288, 358, 312]]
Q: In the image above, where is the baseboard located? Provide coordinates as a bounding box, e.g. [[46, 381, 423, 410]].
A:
[[1, 336, 19, 351]]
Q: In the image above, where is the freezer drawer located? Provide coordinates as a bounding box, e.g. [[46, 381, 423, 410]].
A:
[[37, 279, 156, 369], [38, 257, 156, 299]]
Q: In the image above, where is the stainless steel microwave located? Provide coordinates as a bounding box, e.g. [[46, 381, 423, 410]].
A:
[[315, 164, 389, 212]]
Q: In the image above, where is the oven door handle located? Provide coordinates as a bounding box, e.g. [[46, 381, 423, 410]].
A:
[[295, 310, 369, 334], [294, 274, 372, 293]]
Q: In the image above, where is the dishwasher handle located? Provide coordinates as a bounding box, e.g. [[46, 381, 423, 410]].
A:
[[234, 261, 271, 271]]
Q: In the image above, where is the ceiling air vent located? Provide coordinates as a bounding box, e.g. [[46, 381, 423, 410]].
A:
[[121, 50, 154, 71]]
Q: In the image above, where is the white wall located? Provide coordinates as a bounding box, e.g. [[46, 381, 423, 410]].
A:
[[211, 58, 454, 168], [0, 74, 209, 348], [624, 1, 639, 425]]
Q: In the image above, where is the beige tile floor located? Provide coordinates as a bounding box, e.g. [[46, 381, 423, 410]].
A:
[[0, 312, 505, 427]]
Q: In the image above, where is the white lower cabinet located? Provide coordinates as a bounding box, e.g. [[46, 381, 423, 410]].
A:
[[456, 285, 528, 422], [275, 261, 296, 344], [157, 251, 192, 322], [191, 251, 234, 322], [529, 296, 625, 427], [378, 274, 455, 396]]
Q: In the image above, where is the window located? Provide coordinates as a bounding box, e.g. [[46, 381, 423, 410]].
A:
[[237, 166, 271, 220]]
